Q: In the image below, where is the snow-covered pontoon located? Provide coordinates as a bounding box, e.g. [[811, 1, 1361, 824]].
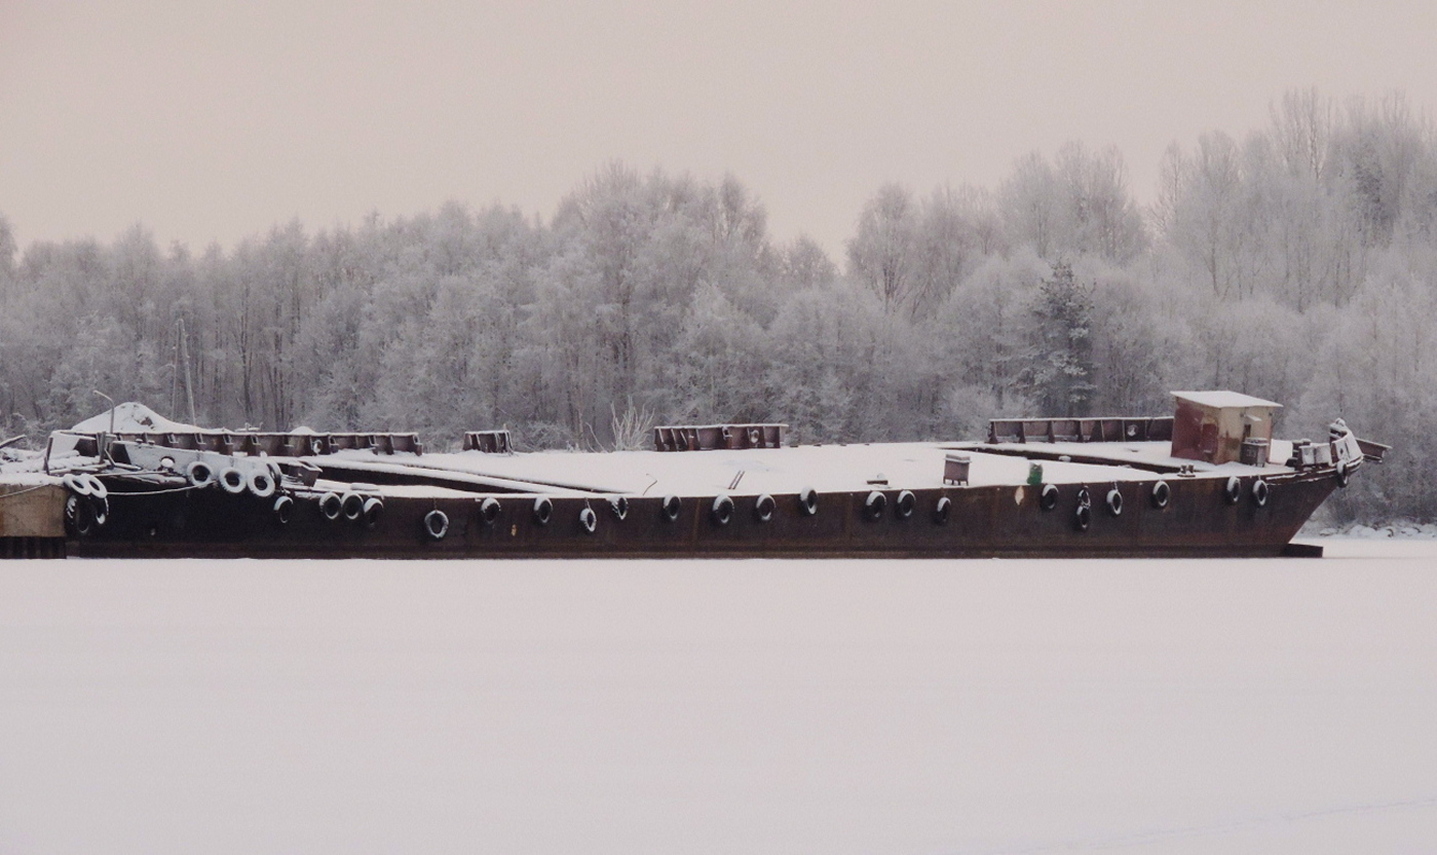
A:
[[0, 392, 1387, 559]]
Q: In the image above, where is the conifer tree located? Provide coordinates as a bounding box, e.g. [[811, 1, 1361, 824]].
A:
[[1019, 261, 1095, 417]]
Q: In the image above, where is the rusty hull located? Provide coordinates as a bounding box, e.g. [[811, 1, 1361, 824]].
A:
[[65, 468, 1336, 560]]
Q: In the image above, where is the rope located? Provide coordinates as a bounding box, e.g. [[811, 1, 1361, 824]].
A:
[[0, 477, 220, 500], [108, 483, 206, 497], [0, 484, 56, 500]]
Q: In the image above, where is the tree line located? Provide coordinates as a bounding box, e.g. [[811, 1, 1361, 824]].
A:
[[1, 89, 1433, 523]]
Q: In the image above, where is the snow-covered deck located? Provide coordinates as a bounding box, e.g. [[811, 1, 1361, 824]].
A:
[[334, 437, 1296, 499], [2, 433, 1302, 504], [973, 438, 1296, 475]]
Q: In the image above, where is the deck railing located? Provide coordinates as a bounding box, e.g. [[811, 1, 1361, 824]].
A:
[[653, 423, 788, 452], [987, 416, 1174, 445]]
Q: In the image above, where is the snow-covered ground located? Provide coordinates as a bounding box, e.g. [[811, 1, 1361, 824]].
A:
[[4, 548, 1437, 854]]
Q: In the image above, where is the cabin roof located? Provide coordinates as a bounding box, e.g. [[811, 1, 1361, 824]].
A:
[[1171, 391, 1282, 410]]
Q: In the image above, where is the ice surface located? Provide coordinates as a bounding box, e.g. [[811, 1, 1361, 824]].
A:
[[3, 549, 1437, 854]]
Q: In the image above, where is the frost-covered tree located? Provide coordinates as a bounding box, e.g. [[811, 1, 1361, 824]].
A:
[[999, 152, 1061, 260], [0, 214, 17, 298], [847, 183, 918, 315], [1292, 263, 1437, 522], [933, 249, 1047, 412], [671, 284, 765, 423], [997, 145, 1145, 263], [908, 185, 985, 316], [1053, 142, 1147, 262], [775, 235, 837, 291], [1167, 131, 1250, 299], [1018, 262, 1095, 417]]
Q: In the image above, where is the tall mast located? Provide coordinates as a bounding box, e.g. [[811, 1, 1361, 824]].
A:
[[177, 317, 198, 426]]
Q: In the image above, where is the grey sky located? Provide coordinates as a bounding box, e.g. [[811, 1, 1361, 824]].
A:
[[3, 0, 1435, 257]]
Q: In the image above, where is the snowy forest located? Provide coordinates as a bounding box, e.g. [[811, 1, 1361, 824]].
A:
[[1, 90, 1434, 523]]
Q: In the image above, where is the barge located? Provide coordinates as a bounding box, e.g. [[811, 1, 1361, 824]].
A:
[[0, 392, 1386, 559]]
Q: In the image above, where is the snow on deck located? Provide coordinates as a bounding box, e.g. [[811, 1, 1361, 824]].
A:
[[978, 438, 1295, 474], [346, 439, 1289, 497], [69, 402, 201, 434], [0, 436, 1297, 497]]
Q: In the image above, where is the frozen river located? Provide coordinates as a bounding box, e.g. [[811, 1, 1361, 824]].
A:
[[3, 542, 1436, 853]]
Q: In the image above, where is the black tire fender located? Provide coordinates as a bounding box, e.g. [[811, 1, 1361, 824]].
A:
[[62, 473, 92, 496], [341, 491, 365, 521], [361, 497, 383, 530], [66, 494, 98, 537], [609, 496, 629, 520], [83, 474, 108, 500], [480, 497, 502, 525], [754, 493, 775, 523], [1151, 480, 1171, 509], [533, 496, 553, 526], [89, 494, 109, 527], [933, 496, 952, 525], [247, 469, 276, 499], [863, 490, 887, 520], [711, 494, 734, 526], [273, 495, 294, 525], [186, 461, 215, 489], [423, 509, 449, 540], [661, 495, 682, 522], [1224, 476, 1242, 505], [219, 467, 247, 495]]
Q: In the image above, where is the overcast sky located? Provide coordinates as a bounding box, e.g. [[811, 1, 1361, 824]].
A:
[[3, 0, 1436, 257]]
